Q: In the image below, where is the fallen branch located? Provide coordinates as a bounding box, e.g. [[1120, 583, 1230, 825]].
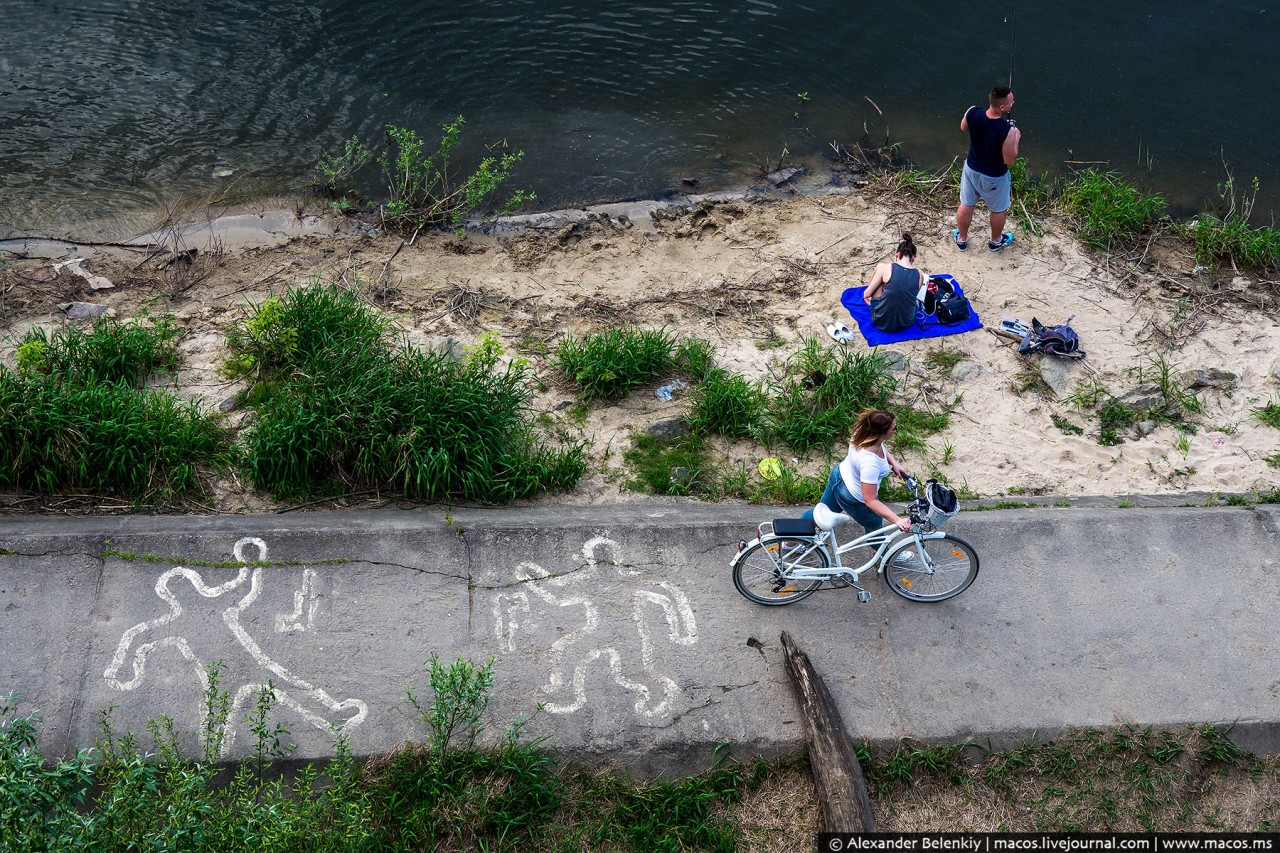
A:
[[780, 630, 877, 833]]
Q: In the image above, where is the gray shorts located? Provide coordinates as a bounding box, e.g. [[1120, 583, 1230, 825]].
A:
[[960, 163, 1011, 213]]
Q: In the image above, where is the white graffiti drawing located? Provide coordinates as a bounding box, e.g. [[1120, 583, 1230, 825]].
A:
[[493, 535, 698, 719], [103, 537, 367, 752]]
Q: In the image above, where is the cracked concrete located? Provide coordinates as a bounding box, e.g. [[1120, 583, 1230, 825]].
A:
[[2, 501, 1279, 776]]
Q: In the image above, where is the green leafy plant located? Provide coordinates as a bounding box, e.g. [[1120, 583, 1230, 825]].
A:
[[405, 654, 496, 756], [623, 433, 707, 496], [378, 118, 535, 231], [317, 135, 372, 192]]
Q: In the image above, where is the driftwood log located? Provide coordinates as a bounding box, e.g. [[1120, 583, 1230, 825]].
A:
[[780, 630, 877, 833]]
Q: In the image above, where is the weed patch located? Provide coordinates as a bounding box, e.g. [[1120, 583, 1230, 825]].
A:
[[623, 433, 707, 496], [1058, 169, 1167, 250], [557, 326, 705, 401], [759, 338, 896, 453]]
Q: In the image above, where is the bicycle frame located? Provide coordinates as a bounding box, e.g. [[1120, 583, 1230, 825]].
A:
[[749, 519, 950, 592]]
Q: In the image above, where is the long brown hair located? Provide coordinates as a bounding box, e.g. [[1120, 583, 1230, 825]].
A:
[[850, 408, 895, 449]]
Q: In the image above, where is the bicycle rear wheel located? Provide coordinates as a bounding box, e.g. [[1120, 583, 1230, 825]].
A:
[[883, 535, 979, 602], [733, 538, 827, 605]]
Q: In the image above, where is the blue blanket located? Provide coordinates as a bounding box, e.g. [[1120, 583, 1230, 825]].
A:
[[840, 285, 983, 346]]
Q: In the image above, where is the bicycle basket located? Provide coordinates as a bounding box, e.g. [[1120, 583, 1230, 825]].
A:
[[924, 481, 959, 528]]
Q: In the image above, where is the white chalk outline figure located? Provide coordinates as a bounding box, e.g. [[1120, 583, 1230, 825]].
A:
[[494, 535, 698, 719], [103, 537, 367, 753]]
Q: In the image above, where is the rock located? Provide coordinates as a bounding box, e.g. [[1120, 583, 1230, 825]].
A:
[[1037, 357, 1074, 398], [1180, 368, 1236, 390], [1273, 356, 1280, 384], [553, 400, 575, 412], [879, 350, 908, 371], [60, 301, 110, 320], [764, 167, 802, 187], [424, 336, 465, 361], [218, 391, 246, 413], [647, 417, 691, 439], [1118, 383, 1164, 412], [951, 361, 985, 381], [1135, 420, 1157, 436]]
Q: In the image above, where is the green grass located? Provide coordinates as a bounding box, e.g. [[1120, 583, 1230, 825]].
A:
[[0, 373, 230, 501], [234, 284, 583, 503], [556, 326, 683, 401], [924, 348, 965, 372], [17, 313, 179, 388], [1192, 213, 1280, 273], [686, 369, 766, 438], [1, 313, 229, 502], [1264, 452, 1280, 469], [1055, 169, 1167, 250], [1252, 395, 1280, 429], [622, 433, 708, 496], [1052, 416, 1085, 436], [867, 724, 1276, 833], [759, 338, 896, 453], [1098, 398, 1137, 446], [1, 658, 761, 852]]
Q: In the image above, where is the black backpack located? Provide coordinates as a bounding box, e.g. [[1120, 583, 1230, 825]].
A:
[[920, 274, 972, 326]]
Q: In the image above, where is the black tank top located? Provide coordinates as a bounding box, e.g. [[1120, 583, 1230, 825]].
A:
[[870, 263, 920, 333], [965, 106, 1012, 178]]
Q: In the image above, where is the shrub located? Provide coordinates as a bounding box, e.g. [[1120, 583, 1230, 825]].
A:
[[556, 326, 678, 401], [1058, 169, 1166, 250], [1192, 215, 1280, 273], [319, 116, 536, 232]]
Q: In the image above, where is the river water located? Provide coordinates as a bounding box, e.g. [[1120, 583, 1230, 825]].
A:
[[1, 0, 1277, 237]]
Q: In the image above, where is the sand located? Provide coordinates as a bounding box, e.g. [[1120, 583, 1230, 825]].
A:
[[3, 183, 1279, 511]]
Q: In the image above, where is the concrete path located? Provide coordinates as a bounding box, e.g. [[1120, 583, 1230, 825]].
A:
[[2, 502, 1278, 775]]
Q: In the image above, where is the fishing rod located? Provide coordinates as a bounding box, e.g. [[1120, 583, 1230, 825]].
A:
[[1007, 5, 1016, 89]]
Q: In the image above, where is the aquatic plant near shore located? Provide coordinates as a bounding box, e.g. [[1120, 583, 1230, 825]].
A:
[[318, 116, 536, 233]]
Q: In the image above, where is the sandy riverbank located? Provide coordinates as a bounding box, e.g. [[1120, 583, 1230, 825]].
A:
[[2, 178, 1279, 511]]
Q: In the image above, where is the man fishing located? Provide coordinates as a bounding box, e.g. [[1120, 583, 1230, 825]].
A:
[[952, 85, 1020, 252]]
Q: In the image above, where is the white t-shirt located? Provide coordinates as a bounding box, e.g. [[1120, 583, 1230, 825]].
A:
[[838, 445, 891, 504]]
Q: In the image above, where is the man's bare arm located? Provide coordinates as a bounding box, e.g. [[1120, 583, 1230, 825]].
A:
[[1003, 127, 1021, 165]]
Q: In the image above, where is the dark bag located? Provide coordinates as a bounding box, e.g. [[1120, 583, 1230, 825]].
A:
[[920, 274, 971, 325]]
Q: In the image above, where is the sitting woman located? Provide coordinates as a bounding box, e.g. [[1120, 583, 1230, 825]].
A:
[[863, 232, 925, 333], [807, 408, 911, 535]]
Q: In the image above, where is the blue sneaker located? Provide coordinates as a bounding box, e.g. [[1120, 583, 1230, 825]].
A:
[[951, 229, 968, 251], [988, 232, 1014, 252]]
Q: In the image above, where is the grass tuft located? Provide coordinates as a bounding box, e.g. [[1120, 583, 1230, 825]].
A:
[[232, 284, 583, 502], [1057, 169, 1167, 250]]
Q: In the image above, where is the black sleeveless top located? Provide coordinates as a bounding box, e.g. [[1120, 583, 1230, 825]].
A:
[[870, 263, 921, 333], [965, 106, 1012, 178]]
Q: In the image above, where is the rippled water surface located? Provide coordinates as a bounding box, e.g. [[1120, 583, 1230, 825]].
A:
[[1, 1, 1277, 235]]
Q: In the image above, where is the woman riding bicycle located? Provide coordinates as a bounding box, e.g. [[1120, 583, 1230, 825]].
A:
[[807, 408, 910, 535]]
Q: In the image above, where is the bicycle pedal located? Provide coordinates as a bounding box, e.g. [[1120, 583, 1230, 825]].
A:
[[856, 589, 871, 604]]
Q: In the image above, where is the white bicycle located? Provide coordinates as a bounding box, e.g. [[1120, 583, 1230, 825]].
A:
[[730, 477, 979, 605]]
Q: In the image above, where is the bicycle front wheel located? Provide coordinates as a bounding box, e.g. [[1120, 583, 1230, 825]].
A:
[[883, 535, 979, 602], [733, 538, 827, 606]]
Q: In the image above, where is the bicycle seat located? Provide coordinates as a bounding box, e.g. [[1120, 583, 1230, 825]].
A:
[[812, 502, 852, 531]]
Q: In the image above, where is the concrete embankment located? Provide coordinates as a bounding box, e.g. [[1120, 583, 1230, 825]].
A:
[[2, 503, 1278, 775]]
